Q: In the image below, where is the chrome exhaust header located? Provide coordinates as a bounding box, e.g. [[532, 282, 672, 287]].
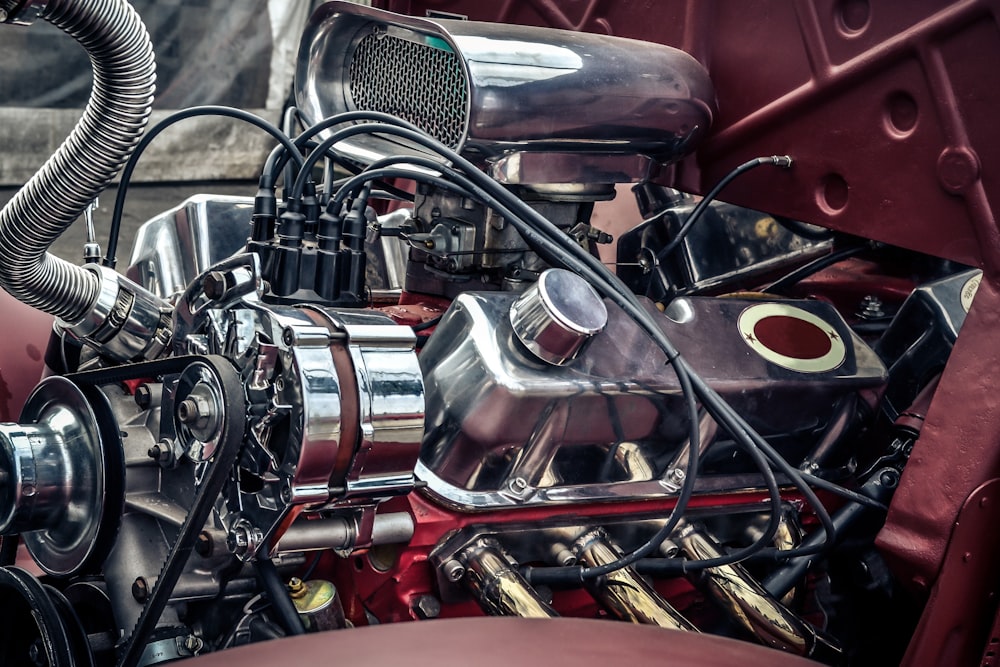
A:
[[675, 521, 843, 662], [575, 530, 697, 632]]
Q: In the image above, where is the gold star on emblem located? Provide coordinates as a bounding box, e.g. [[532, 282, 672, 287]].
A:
[[745, 332, 756, 343], [828, 330, 839, 340]]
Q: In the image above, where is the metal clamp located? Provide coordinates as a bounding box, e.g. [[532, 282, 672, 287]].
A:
[[58, 264, 172, 362]]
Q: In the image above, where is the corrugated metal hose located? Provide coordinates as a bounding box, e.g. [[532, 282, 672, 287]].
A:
[[0, 0, 155, 322]]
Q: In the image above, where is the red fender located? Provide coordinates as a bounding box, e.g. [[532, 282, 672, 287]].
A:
[[0, 288, 51, 422]]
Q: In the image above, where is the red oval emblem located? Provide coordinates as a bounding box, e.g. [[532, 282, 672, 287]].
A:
[[738, 303, 846, 373], [753, 315, 832, 360]]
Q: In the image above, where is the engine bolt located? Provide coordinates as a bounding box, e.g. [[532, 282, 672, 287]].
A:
[[132, 577, 149, 602], [182, 635, 204, 655], [134, 384, 152, 409], [148, 439, 175, 466], [550, 545, 577, 567], [227, 522, 263, 560], [195, 531, 213, 557], [203, 271, 228, 300], [177, 398, 203, 424], [412, 594, 441, 619], [507, 476, 529, 496], [659, 468, 686, 491], [659, 538, 681, 558], [880, 470, 900, 488], [857, 294, 886, 320], [442, 559, 465, 582]]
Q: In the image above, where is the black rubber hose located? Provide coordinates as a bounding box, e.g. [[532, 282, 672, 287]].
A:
[[0, 0, 155, 321], [255, 558, 305, 636]]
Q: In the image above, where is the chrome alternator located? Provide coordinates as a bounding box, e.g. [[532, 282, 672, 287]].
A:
[[174, 254, 425, 559]]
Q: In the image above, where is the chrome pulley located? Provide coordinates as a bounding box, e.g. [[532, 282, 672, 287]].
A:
[[0, 377, 124, 577], [174, 361, 229, 462]]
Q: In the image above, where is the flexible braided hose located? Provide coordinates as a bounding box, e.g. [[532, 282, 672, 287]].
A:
[[0, 0, 155, 321]]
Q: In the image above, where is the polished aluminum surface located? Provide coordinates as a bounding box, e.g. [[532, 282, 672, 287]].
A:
[[295, 2, 716, 182], [303, 306, 425, 500], [197, 296, 425, 558], [127, 194, 254, 300], [0, 0, 48, 25], [0, 377, 111, 576], [58, 264, 172, 362], [156, 246, 425, 558], [509, 268, 607, 365], [418, 291, 886, 508], [276, 511, 414, 552]]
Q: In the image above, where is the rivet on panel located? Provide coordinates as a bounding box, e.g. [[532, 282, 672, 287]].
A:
[[937, 147, 981, 194]]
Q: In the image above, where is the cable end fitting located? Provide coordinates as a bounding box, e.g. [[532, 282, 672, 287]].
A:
[[771, 155, 793, 169]]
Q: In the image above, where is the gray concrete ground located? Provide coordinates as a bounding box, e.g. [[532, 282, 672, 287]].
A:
[[0, 181, 256, 262]]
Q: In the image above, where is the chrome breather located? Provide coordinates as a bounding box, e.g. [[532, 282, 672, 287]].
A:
[[509, 268, 608, 365], [295, 1, 717, 183]]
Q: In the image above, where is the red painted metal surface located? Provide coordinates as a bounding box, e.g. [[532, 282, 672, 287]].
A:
[[877, 276, 1000, 593], [899, 478, 1000, 666], [379, 0, 1000, 272], [0, 288, 51, 421], [381, 0, 1000, 608]]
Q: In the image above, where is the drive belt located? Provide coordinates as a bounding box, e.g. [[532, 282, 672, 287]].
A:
[[70, 355, 248, 667]]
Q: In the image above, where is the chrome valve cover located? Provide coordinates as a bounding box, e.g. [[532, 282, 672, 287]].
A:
[[417, 287, 886, 508]]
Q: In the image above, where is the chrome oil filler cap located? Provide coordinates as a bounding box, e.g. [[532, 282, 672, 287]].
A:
[[509, 268, 608, 365]]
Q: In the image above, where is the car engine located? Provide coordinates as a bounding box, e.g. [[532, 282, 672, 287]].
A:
[[0, 1, 986, 665]]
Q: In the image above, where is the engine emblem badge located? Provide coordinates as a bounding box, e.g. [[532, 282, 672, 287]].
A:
[[961, 272, 982, 313], [738, 303, 846, 373]]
